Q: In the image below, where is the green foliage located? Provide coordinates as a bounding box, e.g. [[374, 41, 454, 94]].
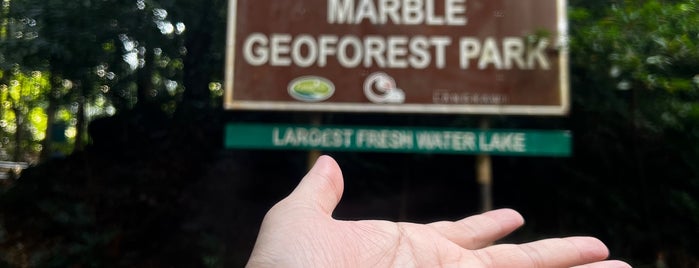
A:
[[0, 0, 228, 265], [0, 69, 51, 160], [0, 0, 198, 161], [571, 0, 699, 93], [567, 0, 699, 265]]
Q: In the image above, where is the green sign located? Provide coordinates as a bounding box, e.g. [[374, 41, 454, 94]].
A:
[[225, 123, 572, 157]]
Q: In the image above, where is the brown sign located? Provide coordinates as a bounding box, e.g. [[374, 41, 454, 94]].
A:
[[224, 0, 569, 115]]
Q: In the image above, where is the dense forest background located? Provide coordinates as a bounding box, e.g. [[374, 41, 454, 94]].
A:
[[1, 0, 698, 267]]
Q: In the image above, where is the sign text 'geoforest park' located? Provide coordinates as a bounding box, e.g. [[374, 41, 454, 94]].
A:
[[225, 123, 572, 156], [243, 0, 551, 71], [225, 0, 569, 115]]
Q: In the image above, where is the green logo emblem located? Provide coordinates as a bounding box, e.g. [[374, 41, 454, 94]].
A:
[[288, 76, 335, 102]]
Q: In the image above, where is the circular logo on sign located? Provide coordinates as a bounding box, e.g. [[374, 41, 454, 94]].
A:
[[364, 72, 405, 104], [288, 76, 335, 102]]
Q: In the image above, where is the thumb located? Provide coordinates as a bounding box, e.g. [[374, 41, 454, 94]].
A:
[[287, 155, 345, 215]]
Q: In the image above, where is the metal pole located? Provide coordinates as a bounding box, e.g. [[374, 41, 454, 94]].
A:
[[477, 118, 493, 212], [477, 154, 493, 212], [307, 114, 322, 170]]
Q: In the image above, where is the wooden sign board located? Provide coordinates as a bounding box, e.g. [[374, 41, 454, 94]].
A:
[[224, 0, 569, 115]]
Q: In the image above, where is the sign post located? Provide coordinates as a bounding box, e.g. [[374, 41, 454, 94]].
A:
[[307, 114, 323, 170], [477, 118, 493, 212]]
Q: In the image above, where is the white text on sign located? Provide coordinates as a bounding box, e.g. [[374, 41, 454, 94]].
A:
[[243, 34, 551, 70], [271, 127, 527, 153], [327, 0, 468, 26]]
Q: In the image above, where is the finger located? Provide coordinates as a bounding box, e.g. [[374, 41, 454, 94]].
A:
[[287, 155, 344, 215], [428, 208, 524, 249], [572, 260, 632, 268], [472, 237, 610, 267]]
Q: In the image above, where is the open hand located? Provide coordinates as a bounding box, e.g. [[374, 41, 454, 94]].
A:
[[247, 156, 630, 268]]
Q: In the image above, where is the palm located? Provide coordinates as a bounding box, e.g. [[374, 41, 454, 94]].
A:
[[337, 220, 493, 267], [247, 156, 629, 268]]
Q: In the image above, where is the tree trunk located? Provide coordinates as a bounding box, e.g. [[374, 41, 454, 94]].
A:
[[178, 2, 214, 112], [39, 74, 61, 162], [136, 48, 155, 108], [40, 97, 57, 161], [12, 106, 21, 162], [0, 76, 6, 149], [181, 31, 212, 106], [73, 83, 86, 153]]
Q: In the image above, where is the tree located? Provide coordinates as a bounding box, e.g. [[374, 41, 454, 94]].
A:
[[0, 0, 228, 266], [564, 0, 699, 265], [1, 0, 194, 161]]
